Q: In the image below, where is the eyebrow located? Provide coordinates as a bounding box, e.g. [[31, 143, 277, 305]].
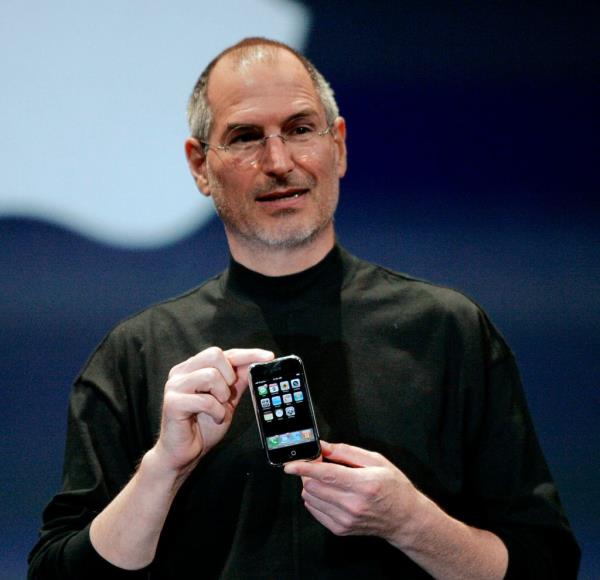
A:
[[223, 109, 321, 134]]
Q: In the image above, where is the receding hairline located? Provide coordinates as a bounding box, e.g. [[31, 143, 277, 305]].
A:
[[206, 41, 316, 99], [187, 37, 340, 141], [218, 43, 290, 71], [207, 38, 313, 76]]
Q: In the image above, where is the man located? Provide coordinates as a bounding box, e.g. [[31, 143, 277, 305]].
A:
[[29, 38, 579, 579]]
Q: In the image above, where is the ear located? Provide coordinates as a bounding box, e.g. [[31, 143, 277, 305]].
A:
[[184, 138, 212, 196], [333, 117, 347, 178]]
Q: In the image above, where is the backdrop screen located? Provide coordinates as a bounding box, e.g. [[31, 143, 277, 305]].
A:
[[1, 3, 597, 578]]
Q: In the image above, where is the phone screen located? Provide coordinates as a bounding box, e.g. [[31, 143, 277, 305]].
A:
[[248, 355, 321, 466]]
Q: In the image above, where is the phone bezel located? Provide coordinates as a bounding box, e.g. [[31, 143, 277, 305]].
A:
[[248, 354, 321, 467]]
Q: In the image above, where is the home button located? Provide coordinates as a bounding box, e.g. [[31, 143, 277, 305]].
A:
[[290, 450, 297, 457]]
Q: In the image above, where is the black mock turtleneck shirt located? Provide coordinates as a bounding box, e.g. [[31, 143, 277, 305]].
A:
[[29, 245, 580, 579]]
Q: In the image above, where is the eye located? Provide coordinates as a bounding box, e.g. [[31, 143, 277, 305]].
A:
[[227, 128, 262, 147], [292, 125, 313, 134], [286, 124, 315, 140]]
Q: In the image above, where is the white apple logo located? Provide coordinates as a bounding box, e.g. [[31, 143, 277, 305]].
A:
[[0, 0, 310, 248]]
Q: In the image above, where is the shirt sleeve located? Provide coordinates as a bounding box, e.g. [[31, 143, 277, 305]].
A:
[[460, 311, 581, 579], [28, 325, 153, 579]]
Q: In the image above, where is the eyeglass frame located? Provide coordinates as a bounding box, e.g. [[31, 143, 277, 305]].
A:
[[198, 122, 336, 162]]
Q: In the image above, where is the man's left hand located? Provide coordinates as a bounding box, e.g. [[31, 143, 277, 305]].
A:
[[284, 441, 425, 546]]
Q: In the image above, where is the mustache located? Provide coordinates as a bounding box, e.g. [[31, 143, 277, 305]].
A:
[[250, 176, 316, 198]]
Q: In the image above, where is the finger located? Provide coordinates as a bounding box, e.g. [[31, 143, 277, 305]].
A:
[[302, 476, 353, 506], [163, 392, 227, 424], [224, 349, 275, 405], [224, 348, 274, 369], [299, 453, 323, 486], [303, 500, 349, 537], [170, 347, 236, 385], [301, 479, 358, 518], [284, 459, 359, 489], [302, 486, 352, 523], [166, 367, 231, 403], [320, 441, 388, 468]]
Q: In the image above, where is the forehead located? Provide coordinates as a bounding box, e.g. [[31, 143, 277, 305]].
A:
[[206, 49, 324, 134]]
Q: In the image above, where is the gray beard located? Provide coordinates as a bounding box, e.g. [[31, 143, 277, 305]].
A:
[[207, 162, 338, 251], [216, 204, 334, 251]]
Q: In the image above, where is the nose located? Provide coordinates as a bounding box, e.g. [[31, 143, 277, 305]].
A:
[[259, 134, 295, 176]]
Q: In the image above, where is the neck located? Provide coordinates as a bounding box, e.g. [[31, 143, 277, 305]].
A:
[[226, 226, 336, 276]]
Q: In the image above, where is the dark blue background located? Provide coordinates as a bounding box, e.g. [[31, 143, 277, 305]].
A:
[[2, 3, 598, 578]]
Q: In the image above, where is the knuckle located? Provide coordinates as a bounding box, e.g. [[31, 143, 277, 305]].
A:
[[165, 373, 184, 391], [161, 392, 177, 414], [196, 395, 225, 423], [361, 479, 382, 500], [336, 443, 352, 456], [167, 361, 185, 380], [203, 368, 229, 400], [338, 511, 355, 531], [194, 367, 215, 389], [346, 501, 363, 520], [372, 451, 386, 464], [205, 366, 221, 383], [203, 346, 224, 364], [212, 400, 228, 423], [209, 392, 226, 410], [303, 478, 316, 494]]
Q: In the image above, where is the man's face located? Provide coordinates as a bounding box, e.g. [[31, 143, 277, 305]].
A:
[[189, 49, 347, 251]]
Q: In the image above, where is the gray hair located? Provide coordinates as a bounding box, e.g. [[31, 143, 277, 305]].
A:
[[187, 37, 339, 143]]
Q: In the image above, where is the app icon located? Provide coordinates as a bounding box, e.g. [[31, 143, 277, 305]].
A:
[[263, 412, 273, 422], [285, 406, 295, 417], [282, 393, 292, 404], [257, 386, 268, 397], [269, 383, 279, 394], [268, 436, 279, 449], [291, 430, 302, 442], [275, 409, 284, 418], [280, 434, 289, 444], [293, 391, 304, 402], [280, 381, 290, 391], [291, 378, 301, 389], [271, 395, 282, 406], [301, 429, 313, 440], [260, 398, 271, 409]]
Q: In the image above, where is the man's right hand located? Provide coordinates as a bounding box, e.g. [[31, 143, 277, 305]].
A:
[[90, 346, 274, 570], [153, 347, 274, 475]]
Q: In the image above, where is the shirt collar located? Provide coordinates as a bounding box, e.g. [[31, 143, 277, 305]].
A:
[[223, 244, 348, 308]]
